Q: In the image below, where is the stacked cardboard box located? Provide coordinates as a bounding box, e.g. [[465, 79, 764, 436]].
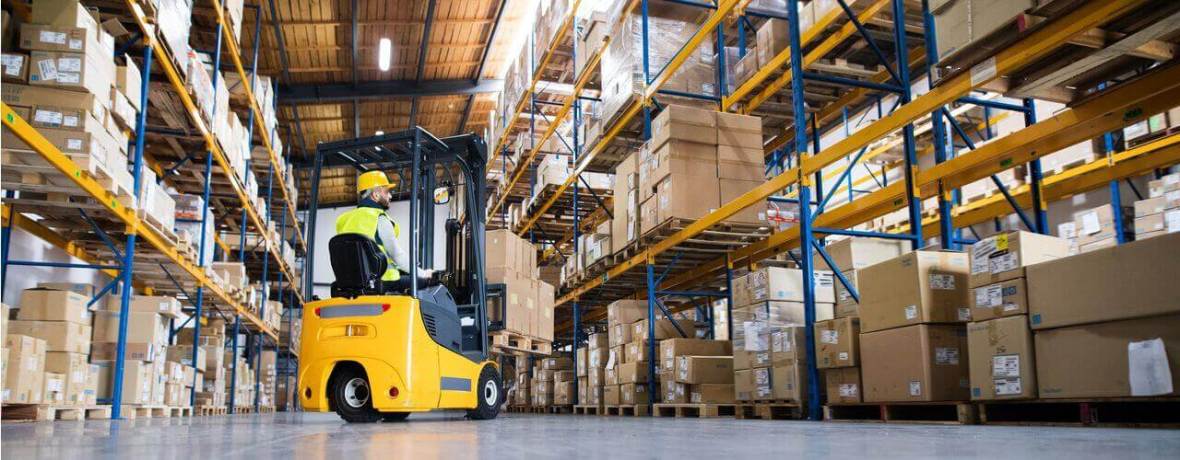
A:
[[603, 300, 646, 405], [659, 339, 733, 404], [1027, 232, 1180, 398], [612, 151, 641, 254], [734, 325, 809, 403], [1134, 173, 1180, 239], [92, 293, 179, 406], [859, 251, 971, 402], [531, 357, 571, 407], [1071, 204, 1134, 253], [512, 355, 530, 406], [932, 0, 1036, 61], [817, 238, 910, 318], [487, 230, 556, 342], [7, 289, 97, 406], [192, 318, 229, 407], [579, 332, 608, 406], [965, 231, 1070, 401], [4, 334, 48, 404], [732, 266, 837, 323]]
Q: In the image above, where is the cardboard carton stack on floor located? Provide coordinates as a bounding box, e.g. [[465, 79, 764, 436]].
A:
[[579, 332, 608, 406], [190, 317, 229, 407], [2, 0, 142, 202], [226, 352, 256, 408], [603, 300, 644, 405], [257, 350, 276, 409], [636, 106, 767, 236], [1134, 172, 1180, 240], [659, 339, 733, 404], [1027, 232, 1180, 399], [487, 230, 556, 343], [733, 319, 810, 404], [965, 231, 1071, 401], [6, 289, 96, 406], [531, 357, 570, 407], [1071, 204, 1134, 253], [94, 294, 182, 406], [512, 355, 530, 406], [858, 251, 972, 402]]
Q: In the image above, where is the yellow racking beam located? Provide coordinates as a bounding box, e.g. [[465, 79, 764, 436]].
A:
[[122, 1, 303, 306], [487, 41, 608, 219], [517, 0, 741, 236], [486, 0, 584, 170], [554, 0, 1155, 306], [2, 104, 277, 340], [208, 0, 305, 253]]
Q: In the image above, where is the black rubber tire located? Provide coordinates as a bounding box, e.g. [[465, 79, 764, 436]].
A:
[[329, 367, 382, 423], [381, 412, 411, 422], [466, 366, 502, 420]]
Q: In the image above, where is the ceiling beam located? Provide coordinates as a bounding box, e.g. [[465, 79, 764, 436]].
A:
[[417, 0, 438, 84], [278, 79, 504, 104], [473, 0, 508, 83], [457, 94, 475, 135], [264, 18, 499, 27]]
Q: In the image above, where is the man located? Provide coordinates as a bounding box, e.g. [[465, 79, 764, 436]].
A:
[[336, 170, 434, 291]]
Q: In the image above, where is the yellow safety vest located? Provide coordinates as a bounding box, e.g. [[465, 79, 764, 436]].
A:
[[335, 207, 401, 281]]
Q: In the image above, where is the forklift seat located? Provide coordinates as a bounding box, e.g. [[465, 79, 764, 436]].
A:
[[328, 234, 386, 298]]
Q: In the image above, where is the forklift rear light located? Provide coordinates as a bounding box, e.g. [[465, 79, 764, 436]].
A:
[[314, 307, 321, 317], [382, 304, 391, 313], [389, 386, 399, 398]]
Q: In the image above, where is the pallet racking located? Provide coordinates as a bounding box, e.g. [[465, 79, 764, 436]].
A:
[[1, 0, 307, 417], [484, 0, 1180, 419]]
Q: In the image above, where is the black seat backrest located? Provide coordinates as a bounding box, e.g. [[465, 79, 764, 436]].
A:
[[329, 234, 387, 298]]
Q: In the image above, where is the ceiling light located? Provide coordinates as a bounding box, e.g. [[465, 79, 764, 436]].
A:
[[375, 130, 384, 135], [378, 38, 392, 71]]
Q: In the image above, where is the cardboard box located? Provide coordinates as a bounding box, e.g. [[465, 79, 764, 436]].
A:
[[45, 351, 89, 405], [1035, 314, 1180, 399], [755, 19, 789, 67], [17, 288, 91, 324], [115, 59, 142, 111], [617, 361, 650, 384], [690, 384, 735, 404], [858, 251, 970, 333], [770, 326, 807, 366], [93, 310, 167, 345], [969, 277, 1028, 321], [659, 338, 732, 372], [603, 385, 620, 405], [771, 361, 808, 402], [715, 112, 762, 149], [19, 24, 103, 53], [2, 53, 28, 82], [967, 315, 1035, 400], [834, 270, 859, 318], [89, 342, 156, 362], [2, 84, 107, 121], [607, 299, 648, 327], [609, 322, 633, 348], [649, 104, 717, 150], [35, 282, 94, 297], [1027, 232, 1180, 329], [968, 231, 1071, 288], [99, 360, 153, 404], [642, 140, 717, 190], [619, 383, 649, 405], [28, 49, 115, 98], [815, 317, 860, 368], [1134, 196, 1167, 218], [167, 345, 207, 372], [734, 369, 754, 401], [8, 320, 91, 354], [1073, 205, 1133, 247], [1135, 213, 1165, 235], [631, 318, 696, 341], [819, 237, 910, 272], [42, 371, 66, 404], [824, 367, 863, 404], [718, 178, 765, 224], [625, 340, 652, 364], [861, 324, 970, 402], [3, 335, 46, 403], [119, 295, 183, 319], [734, 266, 836, 306], [652, 173, 721, 224], [675, 356, 734, 384]]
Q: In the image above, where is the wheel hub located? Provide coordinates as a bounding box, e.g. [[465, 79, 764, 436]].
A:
[[344, 377, 370, 408], [483, 380, 498, 406]]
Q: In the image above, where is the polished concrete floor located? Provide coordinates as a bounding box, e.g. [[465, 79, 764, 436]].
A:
[[2, 411, 1178, 459]]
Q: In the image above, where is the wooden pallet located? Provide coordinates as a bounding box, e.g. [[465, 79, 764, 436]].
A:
[[1, 404, 112, 422], [490, 331, 553, 356], [232, 406, 254, 414], [653, 403, 736, 418], [603, 404, 649, 416], [256, 405, 276, 414], [117, 405, 187, 419], [573, 404, 605, 415], [824, 401, 978, 425], [735, 401, 803, 420], [977, 397, 1180, 427]]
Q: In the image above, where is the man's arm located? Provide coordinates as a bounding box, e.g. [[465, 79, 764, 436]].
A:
[[376, 214, 433, 280]]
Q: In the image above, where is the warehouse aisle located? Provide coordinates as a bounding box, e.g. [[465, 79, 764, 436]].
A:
[[3, 413, 1178, 459]]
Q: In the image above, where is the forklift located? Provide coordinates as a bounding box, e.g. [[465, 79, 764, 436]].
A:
[[298, 128, 499, 422]]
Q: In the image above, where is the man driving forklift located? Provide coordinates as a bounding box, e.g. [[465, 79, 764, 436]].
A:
[[336, 170, 438, 291]]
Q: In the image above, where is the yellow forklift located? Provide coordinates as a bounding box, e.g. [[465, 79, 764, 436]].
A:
[[298, 128, 499, 422]]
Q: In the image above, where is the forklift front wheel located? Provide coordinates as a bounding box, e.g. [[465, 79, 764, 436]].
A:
[[330, 368, 382, 423], [466, 366, 502, 420]]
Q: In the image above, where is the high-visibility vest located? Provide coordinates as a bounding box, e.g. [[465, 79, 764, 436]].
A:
[[335, 207, 401, 281]]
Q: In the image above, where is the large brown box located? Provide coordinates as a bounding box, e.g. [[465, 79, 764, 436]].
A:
[[603, 385, 620, 405], [691, 384, 736, 404], [643, 140, 717, 191], [1027, 232, 1180, 329], [612, 152, 639, 251], [770, 326, 807, 366], [4, 335, 46, 404], [649, 104, 716, 150], [719, 178, 765, 224], [2, 84, 107, 121], [609, 322, 633, 347], [93, 310, 168, 346], [715, 112, 762, 149], [967, 315, 1036, 400], [967, 231, 1071, 288], [8, 320, 91, 354], [607, 300, 648, 327], [861, 324, 970, 402], [824, 367, 863, 404], [652, 173, 720, 225], [734, 266, 836, 305], [859, 251, 970, 333], [28, 49, 114, 98], [969, 277, 1028, 322], [675, 356, 734, 384], [770, 361, 808, 402], [734, 369, 754, 401], [755, 19, 789, 67], [819, 237, 910, 272], [815, 317, 860, 368], [834, 270, 859, 318], [1035, 314, 1180, 399], [619, 383, 650, 405], [44, 351, 89, 405], [631, 318, 696, 341], [625, 340, 652, 364], [17, 288, 91, 324], [617, 361, 650, 384], [659, 338, 732, 372]]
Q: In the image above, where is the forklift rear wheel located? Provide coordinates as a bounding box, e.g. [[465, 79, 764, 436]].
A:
[[466, 366, 501, 420], [382, 412, 410, 422], [330, 369, 382, 423]]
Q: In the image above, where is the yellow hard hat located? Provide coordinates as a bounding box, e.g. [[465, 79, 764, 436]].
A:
[[357, 170, 395, 194]]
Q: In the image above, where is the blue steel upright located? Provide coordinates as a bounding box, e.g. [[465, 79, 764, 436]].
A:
[[192, 23, 224, 407], [921, 0, 958, 249]]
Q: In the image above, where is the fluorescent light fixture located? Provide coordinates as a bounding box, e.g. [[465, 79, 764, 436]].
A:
[[375, 130, 384, 135], [378, 38, 392, 71]]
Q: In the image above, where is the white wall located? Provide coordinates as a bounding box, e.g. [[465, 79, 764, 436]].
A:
[[310, 202, 450, 299]]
